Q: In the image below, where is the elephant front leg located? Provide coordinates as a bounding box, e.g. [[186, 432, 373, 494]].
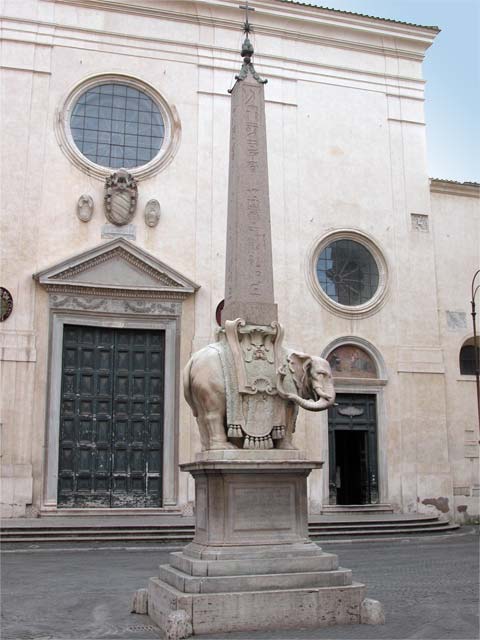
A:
[[276, 402, 298, 450]]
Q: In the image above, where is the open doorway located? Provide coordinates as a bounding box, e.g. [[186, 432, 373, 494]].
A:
[[328, 394, 379, 505]]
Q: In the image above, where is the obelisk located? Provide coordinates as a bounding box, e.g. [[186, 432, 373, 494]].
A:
[[141, 8, 384, 637], [222, 29, 277, 325]]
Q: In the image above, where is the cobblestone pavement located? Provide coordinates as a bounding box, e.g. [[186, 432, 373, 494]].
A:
[[1, 531, 478, 640]]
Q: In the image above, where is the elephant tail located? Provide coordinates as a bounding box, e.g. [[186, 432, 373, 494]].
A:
[[183, 357, 198, 417]]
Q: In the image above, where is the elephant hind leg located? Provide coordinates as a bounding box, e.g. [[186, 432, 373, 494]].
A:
[[203, 410, 235, 450]]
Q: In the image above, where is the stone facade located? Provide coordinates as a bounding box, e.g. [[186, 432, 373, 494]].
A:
[[1, 0, 478, 521]]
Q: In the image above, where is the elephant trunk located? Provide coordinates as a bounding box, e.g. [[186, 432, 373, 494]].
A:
[[276, 371, 335, 412], [288, 394, 332, 412]]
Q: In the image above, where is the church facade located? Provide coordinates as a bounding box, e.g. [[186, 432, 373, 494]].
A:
[[1, 0, 478, 522]]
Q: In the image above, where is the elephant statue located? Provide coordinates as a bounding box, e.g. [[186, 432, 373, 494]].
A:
[[183, 339, 335, 451]]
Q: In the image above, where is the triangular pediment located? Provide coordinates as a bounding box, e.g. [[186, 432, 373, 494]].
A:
[[34, 238, 199, 298]]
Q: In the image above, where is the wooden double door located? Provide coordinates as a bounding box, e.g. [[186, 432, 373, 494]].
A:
[[328, 393, 379, 505], [58, 325, 165, 508]]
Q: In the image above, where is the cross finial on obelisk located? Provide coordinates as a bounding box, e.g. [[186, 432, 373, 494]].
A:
[[222, 3, 277, 325], [239, 1, 254, 34]]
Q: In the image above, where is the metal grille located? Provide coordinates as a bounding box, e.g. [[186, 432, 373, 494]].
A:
[[70, 83, 165, 169], [317, 239, 379, 306]]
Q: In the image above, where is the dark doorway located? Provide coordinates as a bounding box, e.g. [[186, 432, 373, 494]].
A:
[[334, 430, 367, 504], [58, 325, 165, 508], [328, 394, 379, 505]]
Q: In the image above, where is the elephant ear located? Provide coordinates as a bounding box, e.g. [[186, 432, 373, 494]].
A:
[[288, 351, 313, 398]]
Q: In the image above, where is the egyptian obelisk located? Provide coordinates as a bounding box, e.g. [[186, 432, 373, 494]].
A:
[[222, 23, 277, 325], [142, 7, 384, 637]]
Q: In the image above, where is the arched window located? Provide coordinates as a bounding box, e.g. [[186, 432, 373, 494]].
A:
[[460, 338, 479, 375], [327, 345, 377, 378]]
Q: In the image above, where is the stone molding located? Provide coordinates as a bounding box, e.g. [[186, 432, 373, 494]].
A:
[[34, 238, 198, 511], [54, 72, 181, 181], [45, 0, 438, 58], [321, 335, 389, 382], [42, 311, 182, 510], [49, 295, 182, 316], [33, 237, 199, 299], [430, 179, 480, 198], [306, 229, 390, 319], [2, 16, 428, 101]]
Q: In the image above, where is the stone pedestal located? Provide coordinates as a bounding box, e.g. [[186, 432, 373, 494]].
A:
[[147, 455, 368, 637]]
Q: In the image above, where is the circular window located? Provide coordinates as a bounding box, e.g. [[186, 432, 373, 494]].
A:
[[56, 74, 180, 180], [70, 84, 165, 170], [308, 230, 388, 317], [317, 239, 379, 306]]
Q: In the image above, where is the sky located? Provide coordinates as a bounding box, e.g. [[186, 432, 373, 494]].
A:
[[291, 0, 479, 182]]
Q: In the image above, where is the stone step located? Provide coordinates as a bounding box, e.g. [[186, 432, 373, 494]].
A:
[[309, 524, 460, 538], [0, 519, 448, 536], [158, 563, 353, 594], [169, 550, 339, 577], [0, 517, 460, 543], [1, 534, 194, 543], [309, 520, 449, 532], [321, 504, 394, 514]]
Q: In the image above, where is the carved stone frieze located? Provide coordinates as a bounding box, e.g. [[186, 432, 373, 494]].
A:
[[411, 213, 429, 232], [49, 294, 182, 316], [224, 319, 284, 396]]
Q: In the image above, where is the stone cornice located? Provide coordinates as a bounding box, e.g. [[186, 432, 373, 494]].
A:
[[30, 0, 437, 61], [45, 0, 439, 38], [430, 179, 480, 199], [1, 16, 429, 91]]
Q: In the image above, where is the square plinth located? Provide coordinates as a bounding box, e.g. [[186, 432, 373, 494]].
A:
[[146, 456, 369, 636], [181, 458, 322, 550]]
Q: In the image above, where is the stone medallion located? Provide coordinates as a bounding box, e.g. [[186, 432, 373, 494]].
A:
[[144, 199, 161, 227], [104, 169, 138, 226], [0, 287, 13, 321], [76, 194, 94, 222]]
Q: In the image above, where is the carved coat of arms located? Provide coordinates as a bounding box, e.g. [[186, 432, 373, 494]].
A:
[[104, 169, 138, 226]]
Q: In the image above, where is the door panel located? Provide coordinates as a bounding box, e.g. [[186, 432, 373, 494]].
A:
[[58, 325, 165, 508]]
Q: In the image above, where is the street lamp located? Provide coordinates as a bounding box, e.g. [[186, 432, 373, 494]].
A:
[[471, 269, 480, 434]]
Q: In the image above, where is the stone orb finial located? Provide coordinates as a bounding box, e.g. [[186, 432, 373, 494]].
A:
[[145, 199, 161, 227], [76, 194, 94, 222]]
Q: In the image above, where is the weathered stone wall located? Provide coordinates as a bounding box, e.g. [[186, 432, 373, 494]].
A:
[[1, 0, 476, 521], [431, 181, 480, 522]]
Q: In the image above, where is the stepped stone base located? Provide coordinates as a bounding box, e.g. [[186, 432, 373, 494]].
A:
[[146, 456, 382, 637]]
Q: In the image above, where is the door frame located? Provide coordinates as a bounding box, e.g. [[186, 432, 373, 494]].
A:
[[328, 393, 379, 505], [44, 310, 180, 510], [321, 337, 389, 507], [34, 239, 199, 512]]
